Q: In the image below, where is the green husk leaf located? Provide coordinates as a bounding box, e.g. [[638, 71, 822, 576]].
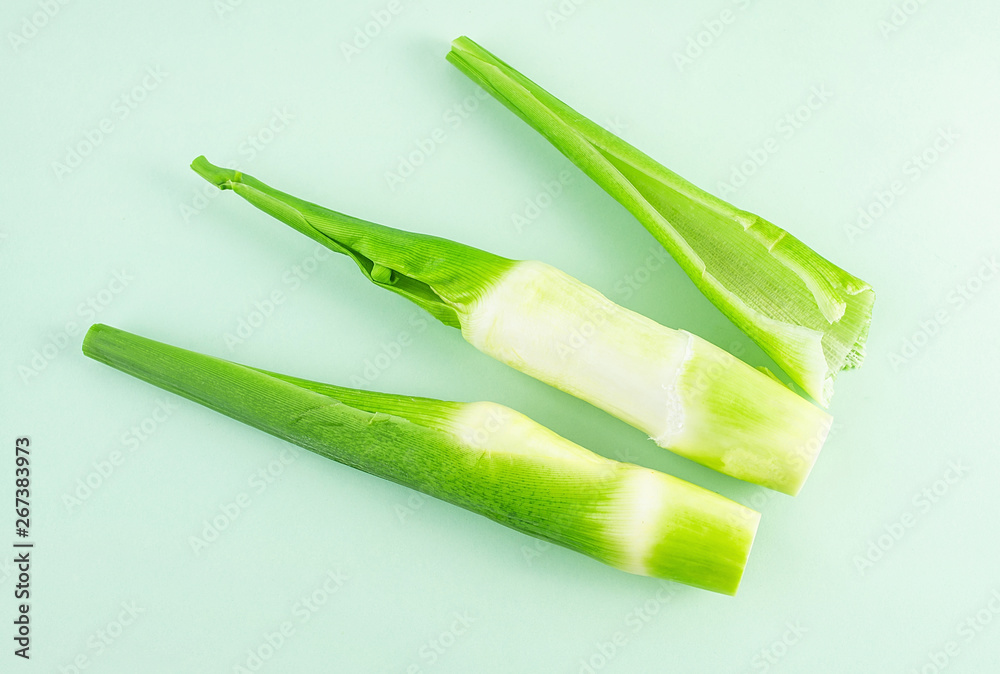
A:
[[446, 36, 875, 406], [191, 156, 515, 328], [82, 323, 760, 594]]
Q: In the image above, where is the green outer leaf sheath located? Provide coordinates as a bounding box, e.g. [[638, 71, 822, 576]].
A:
[[446, 36, 875, 407], [191, 155, 515, 329], [82, 323, 760, 595], [190, 158, 832, 495]]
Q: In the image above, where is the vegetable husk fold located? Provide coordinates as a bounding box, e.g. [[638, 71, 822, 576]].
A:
[[446, 36, 875, 407]]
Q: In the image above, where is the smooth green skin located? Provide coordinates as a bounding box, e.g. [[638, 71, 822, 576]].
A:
[[446, 36, 875, 407], [190, 156, 513, 328], [82, 324, 758, 594]]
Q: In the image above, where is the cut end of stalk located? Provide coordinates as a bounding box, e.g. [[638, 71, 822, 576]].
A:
[[190, 155, 238, 190], [623, 470, 760, 595], [663, 332, 834, 496], [81, 322, 109, 359], [447, 36, 474, 63]]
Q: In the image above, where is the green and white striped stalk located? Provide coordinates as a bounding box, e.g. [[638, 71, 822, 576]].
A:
[[447, 36, 875, 408], [190, 157, 831, 495], [82, 323, 760, 594]]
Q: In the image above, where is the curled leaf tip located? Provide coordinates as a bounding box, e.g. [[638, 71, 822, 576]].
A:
[[190, 155, 238, 190]]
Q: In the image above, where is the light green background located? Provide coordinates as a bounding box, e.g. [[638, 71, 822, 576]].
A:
[[3, 1, 999, 672]]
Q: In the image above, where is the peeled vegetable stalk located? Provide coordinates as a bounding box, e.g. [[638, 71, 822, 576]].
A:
[[82, 323, 760, 594], [446, 36, 875, 407], [190, 157, 832, 495]]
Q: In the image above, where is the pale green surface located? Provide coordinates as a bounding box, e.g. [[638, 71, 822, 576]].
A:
[[2, 1, 999, 672]]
